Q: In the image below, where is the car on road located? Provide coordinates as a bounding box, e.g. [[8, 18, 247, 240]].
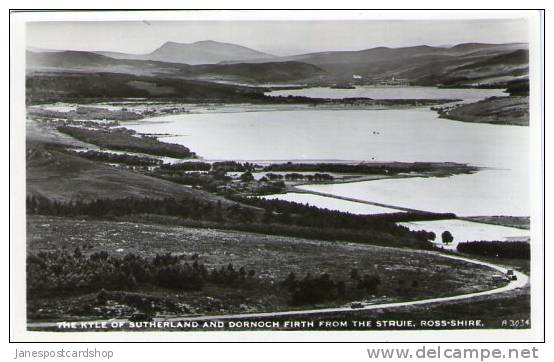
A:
[[350, 302, 364, 309], [505, 269, 518, 281]]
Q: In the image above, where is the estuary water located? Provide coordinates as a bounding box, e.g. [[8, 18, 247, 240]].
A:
[[125, 86, 529, 218], [398, 219, 529, 250]]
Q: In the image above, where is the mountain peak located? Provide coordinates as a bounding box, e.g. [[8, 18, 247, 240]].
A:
[[157, 40, 256, 50], [193, 40, 221, 45], [160, 40, 180, 46], [148, 40, 274, 65]]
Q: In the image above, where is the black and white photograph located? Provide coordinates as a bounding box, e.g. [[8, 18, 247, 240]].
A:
[[9, 9, 545, 342]]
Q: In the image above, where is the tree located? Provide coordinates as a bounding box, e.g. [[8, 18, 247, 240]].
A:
[[283, 272, 297, 290], [358, 274, 381, 293], [126, 272, 137, 289], [441, 230, 454, 245], [336, 281, 346, 297], [240, 171, 254, 182], [239, 266, 246, 279], [350, 268, 360, 281], [97, 289, 108, 304]]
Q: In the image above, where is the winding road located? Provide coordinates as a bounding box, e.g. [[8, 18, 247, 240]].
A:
[[27, 251, 528, 330]]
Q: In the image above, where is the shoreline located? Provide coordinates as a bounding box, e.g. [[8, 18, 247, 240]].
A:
[[29, 98, 458, 125], [27, 99, 526, 226]]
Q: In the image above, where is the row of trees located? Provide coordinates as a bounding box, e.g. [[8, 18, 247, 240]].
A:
[[148, 169, 233, 193], [27, 194, 444, 249], [262, 162, 476, 175], [28, 248, 408, 313], [27, 249, 257, 294], [211, 161, 259, 172], [281, 269, 382, 306], [237, 195, 447, 238], [57, 125, 196, 159], [264, 172, 334, 182], [283, 272, 345, 305], [456, 241, 529, 259], [26, 195, 256, 223], [68, 149, 162, 167], [160, 162, 212, 171]]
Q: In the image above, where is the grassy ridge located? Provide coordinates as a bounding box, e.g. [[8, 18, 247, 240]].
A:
[[435, 96, 529, 126], [26, 72, 268, 105], [57, 126, 196, 159], [26, 145, 226, 203]]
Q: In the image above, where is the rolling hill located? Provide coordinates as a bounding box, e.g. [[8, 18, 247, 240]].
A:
[[26, 50, 326, 84], [220, 42, 528, 87], [275, 43, 529, 86], [25, 71, 270, 104]]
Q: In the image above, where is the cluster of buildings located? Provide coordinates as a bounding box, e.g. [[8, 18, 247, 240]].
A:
[[352, 74, 410, 87]]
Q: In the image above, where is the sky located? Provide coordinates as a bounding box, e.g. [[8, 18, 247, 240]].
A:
[[26, 19, 528, 56]]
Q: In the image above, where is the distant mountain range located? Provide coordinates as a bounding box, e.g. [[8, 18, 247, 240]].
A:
[[262, 42, 528, 86], [27, 40, 529, 87]]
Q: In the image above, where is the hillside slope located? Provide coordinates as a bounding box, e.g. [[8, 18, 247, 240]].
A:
[[27, 51, 325, 84], [435, 96, 529, 126], [222, 42, 528, 87], [284, 43, 528, 86], [25, 71, 268, 104]]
